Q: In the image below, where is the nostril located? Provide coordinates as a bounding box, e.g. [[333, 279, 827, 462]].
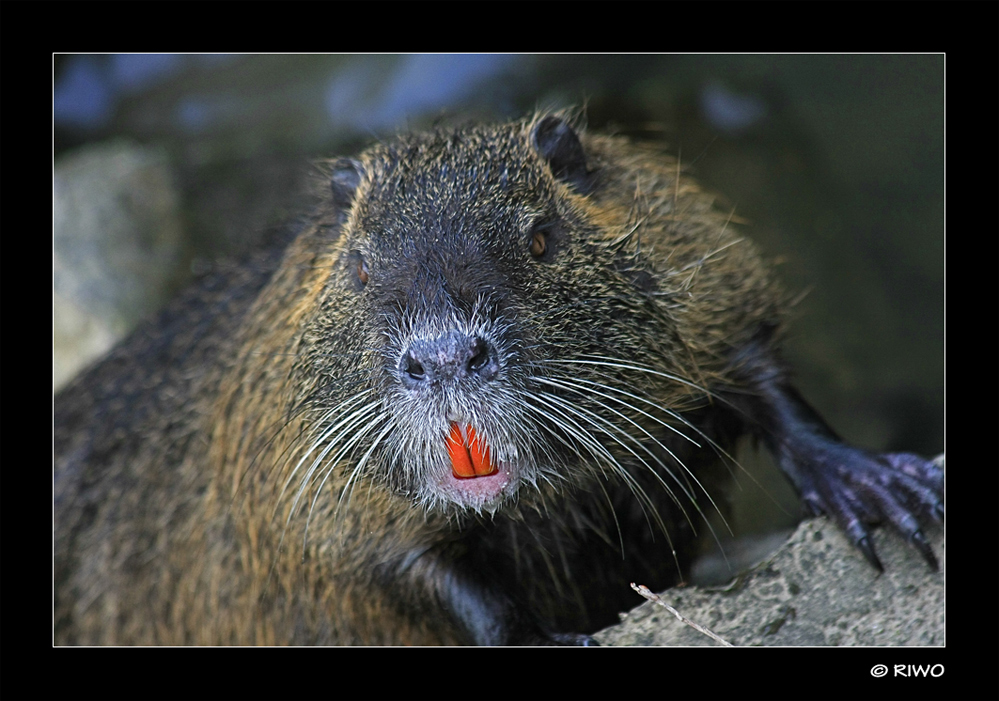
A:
[[399, 340, 439, 390], [404, 353, 426, 382], [467, 339, 488, 372], [465, 337, 498, 380], [399, 332, 499, 390]]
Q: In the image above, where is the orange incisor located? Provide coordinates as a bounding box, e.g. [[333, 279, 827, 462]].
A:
[[446, 423, 497, 478]]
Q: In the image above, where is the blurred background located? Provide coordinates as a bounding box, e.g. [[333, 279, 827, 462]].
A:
[[53, 54, 944, 569]]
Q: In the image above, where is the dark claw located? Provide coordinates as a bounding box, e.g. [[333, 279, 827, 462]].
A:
[[802, 499, 823, 518], [909, 530, 939, 572], [855, 535, 884, 573]]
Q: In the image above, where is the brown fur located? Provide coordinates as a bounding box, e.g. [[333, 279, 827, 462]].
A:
[[55, 113, 792, 645]]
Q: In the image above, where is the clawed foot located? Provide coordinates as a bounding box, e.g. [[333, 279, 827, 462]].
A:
[[793, 448, 943, 572]]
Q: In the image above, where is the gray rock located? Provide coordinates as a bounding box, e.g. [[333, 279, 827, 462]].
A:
[[54, 140, 187, 390], [595, 513, 943, 647]]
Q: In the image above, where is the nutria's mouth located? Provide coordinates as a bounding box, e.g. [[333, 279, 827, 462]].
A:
[[435, 459, 517, 512], [446, 423, 497, 478], [437, 422, 518, 511]]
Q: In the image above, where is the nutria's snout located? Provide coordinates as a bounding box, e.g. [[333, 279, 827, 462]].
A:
[[399, 330, 500, 390], [392, 327, 521, 512]]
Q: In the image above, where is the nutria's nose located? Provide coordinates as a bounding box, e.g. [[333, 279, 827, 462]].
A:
[[400, 331, 499, 390]]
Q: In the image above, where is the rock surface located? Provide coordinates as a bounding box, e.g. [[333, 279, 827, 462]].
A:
[[595, 514, 944, 646]]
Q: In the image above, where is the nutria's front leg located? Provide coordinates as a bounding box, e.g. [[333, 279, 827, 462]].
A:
[[749, 372, 943, 572], [389, 551, 596, 646], [450, 569, 597, 645]]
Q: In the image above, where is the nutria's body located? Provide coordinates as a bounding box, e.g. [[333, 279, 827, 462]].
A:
[[54, 113, 942, 645]]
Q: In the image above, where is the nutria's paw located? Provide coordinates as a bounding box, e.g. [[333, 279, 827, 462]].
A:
[[794, 448, 943, 572], [545, 632, 600, 646], [506, 627, 598, 646]]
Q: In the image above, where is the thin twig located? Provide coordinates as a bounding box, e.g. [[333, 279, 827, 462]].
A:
[[631, 583, 733, 647]]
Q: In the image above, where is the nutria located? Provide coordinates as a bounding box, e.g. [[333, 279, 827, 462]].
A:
[[53, 112, 943, 645]]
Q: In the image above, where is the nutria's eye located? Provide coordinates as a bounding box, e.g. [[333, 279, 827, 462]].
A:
[[528, 219, 560, 262], [530, 230, 547, 258], [347, 250, 369, 289]]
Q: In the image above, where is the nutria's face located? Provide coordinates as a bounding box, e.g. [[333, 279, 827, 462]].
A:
[[303, 118, 676, 516]]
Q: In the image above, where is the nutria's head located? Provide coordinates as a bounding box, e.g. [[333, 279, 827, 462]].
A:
[[295, 115, 689, 518]]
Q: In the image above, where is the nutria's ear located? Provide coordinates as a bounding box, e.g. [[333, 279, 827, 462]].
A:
[[330, 158, 365, 222], [531, 116, 594, 193]]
